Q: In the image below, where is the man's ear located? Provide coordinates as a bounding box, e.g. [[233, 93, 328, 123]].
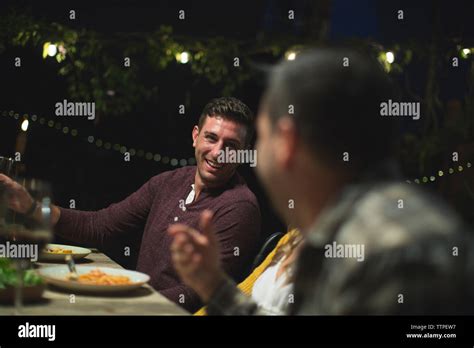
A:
[[274, 116, 297, 169], [192, 125, 199, 147]]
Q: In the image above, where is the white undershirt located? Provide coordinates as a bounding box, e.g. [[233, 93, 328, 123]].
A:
[[185, 184, 195, 205], [251, 259, 294, 315]]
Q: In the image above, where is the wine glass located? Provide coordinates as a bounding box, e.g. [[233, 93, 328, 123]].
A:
[[0, 156, 14, 230], [0, 176, 53, 314], [0, 156, 14, 175]]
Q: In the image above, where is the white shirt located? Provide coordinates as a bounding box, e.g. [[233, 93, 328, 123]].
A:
[[251, 259, 294, 315], [185, 184, 195, 205]]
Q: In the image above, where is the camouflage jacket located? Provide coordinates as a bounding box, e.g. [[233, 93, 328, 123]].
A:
[[207, 181, 474, 315]]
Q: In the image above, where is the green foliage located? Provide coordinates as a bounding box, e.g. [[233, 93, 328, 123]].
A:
[[1, 12, 283, 120], [0, 258, 43, 289]]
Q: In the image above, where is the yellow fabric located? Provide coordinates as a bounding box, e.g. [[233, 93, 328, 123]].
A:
[[194, 229, 296, 316]]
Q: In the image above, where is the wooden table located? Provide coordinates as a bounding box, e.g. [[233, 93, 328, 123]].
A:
[[0, 250, 189, 315]]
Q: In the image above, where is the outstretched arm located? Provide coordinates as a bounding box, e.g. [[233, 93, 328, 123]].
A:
[[0, 173, 156, 248]]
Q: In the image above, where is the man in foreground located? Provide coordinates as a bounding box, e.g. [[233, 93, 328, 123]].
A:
[[169, 49, 474, 314]]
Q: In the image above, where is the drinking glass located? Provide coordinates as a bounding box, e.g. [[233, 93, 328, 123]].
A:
[[0, 174, 53, 314]]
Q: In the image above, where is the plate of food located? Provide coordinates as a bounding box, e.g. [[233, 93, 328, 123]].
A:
[[38, 266, 150, 293], [39, 244, 91, 262]]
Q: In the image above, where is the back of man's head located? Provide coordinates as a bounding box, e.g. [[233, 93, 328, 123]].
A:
[[264, 47, 398, 176]]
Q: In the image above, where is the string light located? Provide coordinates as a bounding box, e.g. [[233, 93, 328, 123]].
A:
[[385, 51, 395, 64], [2, 110, 472, 171], [47, 44, 57, 57], [409, 162, 471, 185], [43, 42, 57, 58], [461, 48, 471, 59], [42, 42, 66, 62], [285, 51, 297, 61], [176, 51, 190, 64]]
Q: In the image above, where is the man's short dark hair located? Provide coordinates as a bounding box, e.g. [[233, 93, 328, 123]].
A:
[[264, 47, 398, 174], [199, 97, 254, 147]]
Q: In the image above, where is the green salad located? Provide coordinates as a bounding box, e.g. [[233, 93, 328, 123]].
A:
[[0, 258, 43, 289]]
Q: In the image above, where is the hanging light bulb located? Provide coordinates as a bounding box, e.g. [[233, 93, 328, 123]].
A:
[[47, 44, 57, 57], [385, 51, 395, 64], [176, 51, 190, 64]]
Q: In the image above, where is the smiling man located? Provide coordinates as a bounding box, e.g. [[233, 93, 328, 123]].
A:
[[0, 97, 261, 312]]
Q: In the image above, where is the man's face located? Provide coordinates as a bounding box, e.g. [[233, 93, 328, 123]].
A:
[[192, 115, 246, 188], [255, 108, 294, 221], [255, 111, 279, 201]]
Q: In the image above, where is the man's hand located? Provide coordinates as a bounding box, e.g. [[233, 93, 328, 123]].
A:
[[0, 174, 61, 226], [0, 174, 34, 214], [168, 210, 226, 303]]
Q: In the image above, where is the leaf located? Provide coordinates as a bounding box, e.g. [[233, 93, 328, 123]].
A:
[[23, 270, 43, 286], [42, 42, 50, 58]]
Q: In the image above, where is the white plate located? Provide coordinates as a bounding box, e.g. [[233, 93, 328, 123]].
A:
[[38, 266, 150, 293], [39, 244, 91, 262]]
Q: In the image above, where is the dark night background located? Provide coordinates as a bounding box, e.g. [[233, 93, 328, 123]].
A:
[[1, 0, 473, 268]]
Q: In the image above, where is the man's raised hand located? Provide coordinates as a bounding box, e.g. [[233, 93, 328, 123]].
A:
[[168, 210, 226, 303], [0, 174, 34, 214]]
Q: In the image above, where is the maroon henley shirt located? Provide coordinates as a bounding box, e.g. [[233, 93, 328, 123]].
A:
[[54, 166, 261, 312]]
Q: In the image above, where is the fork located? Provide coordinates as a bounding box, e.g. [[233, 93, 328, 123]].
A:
[[65, 255, 78, 281]]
